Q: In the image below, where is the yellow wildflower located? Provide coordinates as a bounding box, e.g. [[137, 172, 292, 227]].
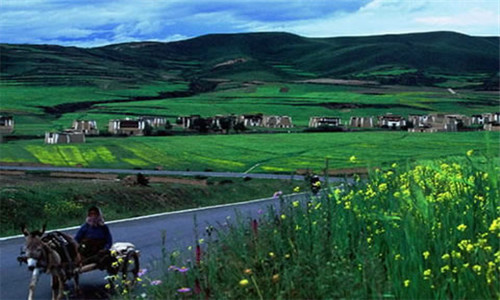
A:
[[489, 218, 500, 234], [457, 224, 467, 232], [378, 183, 388, 192], [105, 283, 111, 289], [349, 156, 357, 163], [472, 265, 482, 274], [292, 201, 299, 207], [441, 265, 450, 273], [404, 280, 410, 287], [394, 254, 401, 261], [423, 269, 432, 279], [280, 214, 286, 220], [423, 251, 430, 260], [451, 251, 461, 259], [269, 252, 275, 258], [344, 201, 351, 210], [466, 149, 474, 157], [391, 163, 398, 168], [293, 186, 300, 193], [441, 253, 450, 260], [239, 279, 249, 287]]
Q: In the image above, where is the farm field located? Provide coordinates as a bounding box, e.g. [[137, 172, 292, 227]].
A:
[[1, 131, 498, 173], [1, 80, 499, 138]]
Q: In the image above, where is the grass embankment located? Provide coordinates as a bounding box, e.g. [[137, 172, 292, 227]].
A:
[[1, 131, 498, 173], [126, 154, 499, 299], [0, 176, 306, 237]]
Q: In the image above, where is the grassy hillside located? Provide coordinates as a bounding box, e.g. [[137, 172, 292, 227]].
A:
[[1, 31, 498, 87]]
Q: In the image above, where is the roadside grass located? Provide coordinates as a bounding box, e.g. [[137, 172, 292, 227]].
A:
[[1, 131, 498, 173], [0, 176, 307, 237], [126, 154, 500, 299]]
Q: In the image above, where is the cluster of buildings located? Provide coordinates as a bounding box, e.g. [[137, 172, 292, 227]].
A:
[[309, 113, 500, 133], [176, 114, 293, 130], [1, 111, 498, 145], [44, 117, 167, 144]]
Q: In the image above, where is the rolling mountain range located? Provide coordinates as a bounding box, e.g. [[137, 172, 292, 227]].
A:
[[1, 31, 498, 88]]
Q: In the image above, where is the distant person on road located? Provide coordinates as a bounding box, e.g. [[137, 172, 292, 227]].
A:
[[75, 206, 113, 270], [310, 175, 321, 195]]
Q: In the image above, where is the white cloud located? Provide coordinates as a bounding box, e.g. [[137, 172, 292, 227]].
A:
[[415, 8, 498, 27], [245, 0, 500, 37], [0, 0, 498, 46]]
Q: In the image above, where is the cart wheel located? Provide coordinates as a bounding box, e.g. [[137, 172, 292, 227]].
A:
[[121, 251, 140, 285]]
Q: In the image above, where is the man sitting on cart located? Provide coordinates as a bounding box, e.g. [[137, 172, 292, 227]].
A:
[[75, 206, 113, 272]]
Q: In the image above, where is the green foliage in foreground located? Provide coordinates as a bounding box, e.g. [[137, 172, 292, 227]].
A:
[[130, 155, 499, 299], [0, 177, 304, 237], [1, 131, 498, 173]]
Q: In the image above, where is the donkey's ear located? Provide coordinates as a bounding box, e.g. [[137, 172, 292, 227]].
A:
[[21, 224, 29, 236], [40, 224, 46, 235]]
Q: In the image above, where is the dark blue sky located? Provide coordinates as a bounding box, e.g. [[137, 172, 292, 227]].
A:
[[0, 0, 498, 47]]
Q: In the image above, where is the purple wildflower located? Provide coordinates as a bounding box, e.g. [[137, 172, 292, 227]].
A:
[[177, 287, 192, 293], [257, 208, 263, 215], [150, 280, 162, 286], [168, 265, 178, 271], [177, 266, 190, 273], [137, 269, 148, 277]]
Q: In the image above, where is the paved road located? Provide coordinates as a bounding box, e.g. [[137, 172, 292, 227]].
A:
[[0, 165, 354, 184], [0, 193, 311, 300]]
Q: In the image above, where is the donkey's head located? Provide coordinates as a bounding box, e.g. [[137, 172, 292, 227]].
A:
[[22, 224, 47, 271]]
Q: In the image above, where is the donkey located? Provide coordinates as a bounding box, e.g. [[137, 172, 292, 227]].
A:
[[21, 225, 81, 300]]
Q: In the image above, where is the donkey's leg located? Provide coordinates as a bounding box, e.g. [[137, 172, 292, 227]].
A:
[[56, 274, 65, 300], [73, 272, 80, 296], [50, 275, 58, 300], [27, 268, 40, 300]]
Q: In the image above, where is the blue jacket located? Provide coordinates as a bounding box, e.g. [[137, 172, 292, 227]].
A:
[[74, 223, 112, 250]]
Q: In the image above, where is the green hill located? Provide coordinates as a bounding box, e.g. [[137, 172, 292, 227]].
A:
[[1, 31, 498, 87]]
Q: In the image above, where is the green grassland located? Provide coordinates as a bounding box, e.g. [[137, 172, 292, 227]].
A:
[[3, 80, 497, 136], [1, 131, 498, 173]]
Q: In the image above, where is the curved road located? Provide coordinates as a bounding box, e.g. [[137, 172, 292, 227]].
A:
[[0, 193, 311, 300]]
